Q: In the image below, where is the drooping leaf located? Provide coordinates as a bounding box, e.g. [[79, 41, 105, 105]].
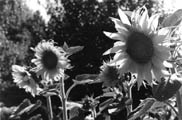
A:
[[153, 74, 182, 101], [162, 9, 182, 27]]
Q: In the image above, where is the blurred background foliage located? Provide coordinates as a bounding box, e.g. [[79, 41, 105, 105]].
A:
[[0, 0, 169, 119]]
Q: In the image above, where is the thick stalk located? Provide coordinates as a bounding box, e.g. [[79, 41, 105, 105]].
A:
[[127, 85, 132, 114], [46, 96, 53, 120], [66, 82, 77, 98], [60, 77, 68, 120]]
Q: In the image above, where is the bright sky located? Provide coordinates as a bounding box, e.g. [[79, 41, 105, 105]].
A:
[[24, 0, 55, 23], [161, 0, 182, 13]]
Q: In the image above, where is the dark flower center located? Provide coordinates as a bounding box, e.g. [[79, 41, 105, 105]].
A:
[[126, 31, 154, 64], [42, 50, 58, 70]]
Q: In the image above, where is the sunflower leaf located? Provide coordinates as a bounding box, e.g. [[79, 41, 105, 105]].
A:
[[12, 99, 31, 115], [128, 98, 156, 120], [74, 74, 100, 84], [63, 42, 84, 55], [153, 74, 182, 101], [162, 9, 182, 27], [10, 99, 42, 119]]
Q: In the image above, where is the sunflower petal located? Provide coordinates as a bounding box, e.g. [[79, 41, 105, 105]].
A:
[[103, 31, 124, 41], [103, 46, 121, 55], [152, 67, 163, 81], [138, 6, 149, 30], [149, 14, 160, 31], [118, 8, 131, 25], [110, 17, 128, 33], [143, 64, 152, 84], [113, 41, 126, 47], [157, 28, 170, 37], [117, 58, 130, 76]]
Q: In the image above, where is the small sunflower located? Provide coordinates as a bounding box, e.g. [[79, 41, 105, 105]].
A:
[[103, 6, 170, 87], [99, 62, 120, 87], [12, 65, 41, 97], [31, 40, 70, 82]]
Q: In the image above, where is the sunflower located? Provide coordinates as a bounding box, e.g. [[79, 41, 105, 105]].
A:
[[103, 6, 170, 87], [99, 61, 120, 87], [12, 65, 41, 97], [31, 40, 71, 83]]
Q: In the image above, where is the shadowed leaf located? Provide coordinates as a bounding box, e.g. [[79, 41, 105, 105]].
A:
[[162, 9, 182, 27]]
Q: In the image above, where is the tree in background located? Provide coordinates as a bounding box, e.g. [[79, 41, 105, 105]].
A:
[[0, 0, 46, 92]]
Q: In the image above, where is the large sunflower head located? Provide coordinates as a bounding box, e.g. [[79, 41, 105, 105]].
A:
[[103, 6, 170, 87], [12, 65, 41, 97], [31, 40, 71, 82]]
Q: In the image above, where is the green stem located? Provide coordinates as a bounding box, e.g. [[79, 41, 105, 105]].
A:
[[176, 91, 182, 120], [66, 82, 77, 98], [46, 96, 53, 120], [92, 108, 96, 120], [60, 77, 68, 120], [127, 85, 133, 114]]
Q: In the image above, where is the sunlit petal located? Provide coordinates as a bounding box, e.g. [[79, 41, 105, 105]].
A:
[[118, 8, 131, 26]]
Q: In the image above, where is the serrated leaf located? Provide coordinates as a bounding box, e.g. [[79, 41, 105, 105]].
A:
[[128, 98, 156, 120], [153, 74, 182, 101], [162, 9, 182, 27]]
